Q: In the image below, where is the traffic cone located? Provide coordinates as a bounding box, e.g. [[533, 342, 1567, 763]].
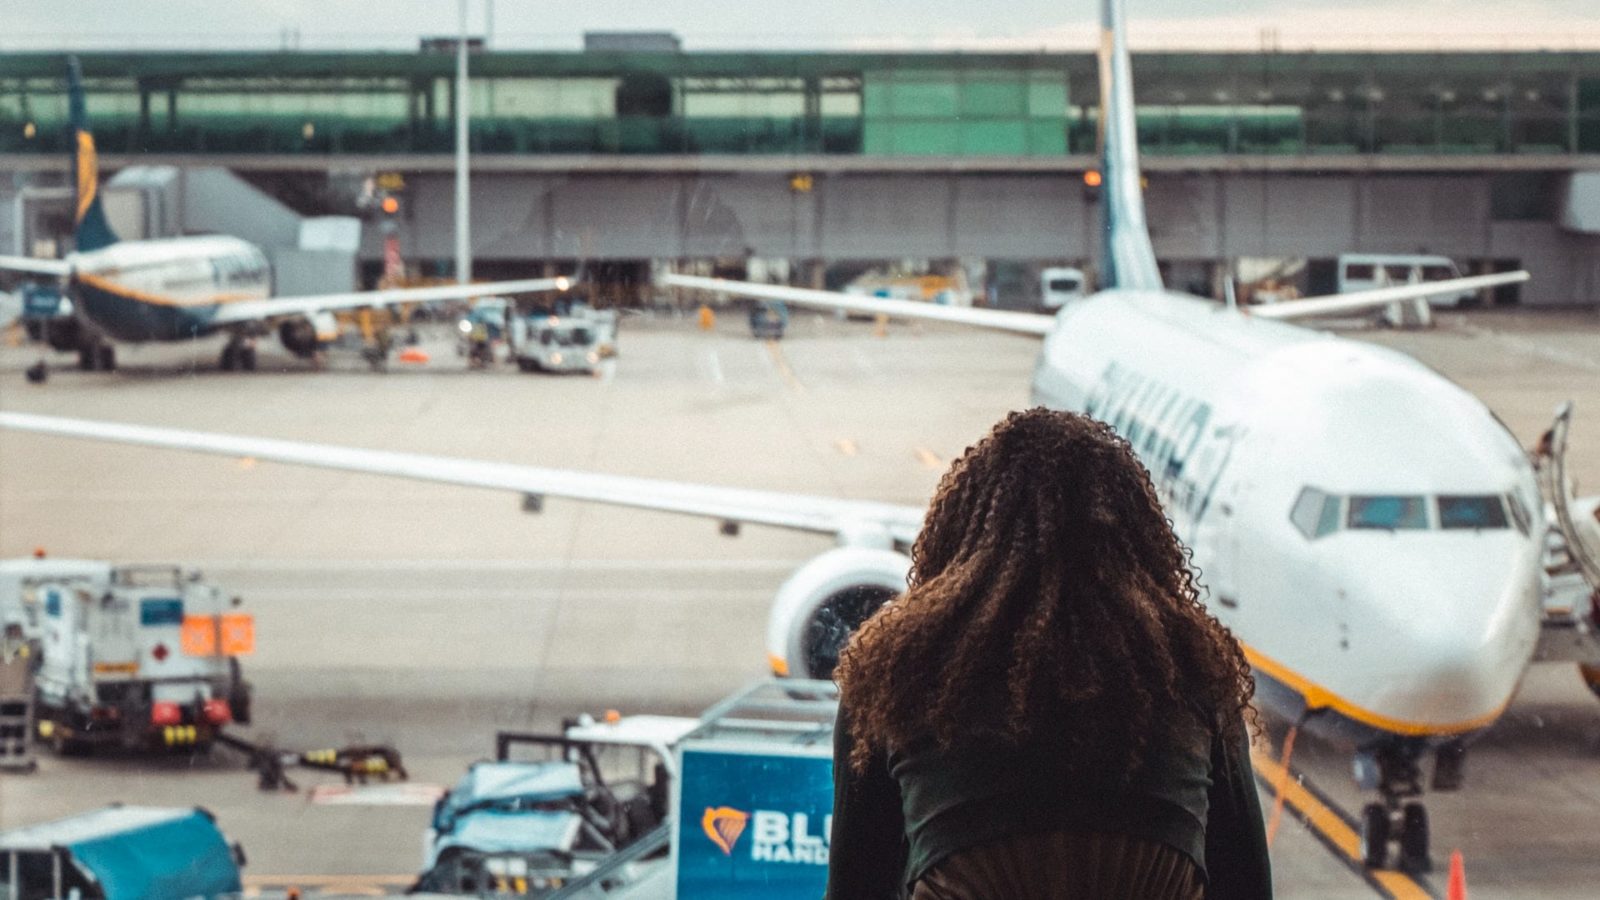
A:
[[1447, 849, 1467, 900]]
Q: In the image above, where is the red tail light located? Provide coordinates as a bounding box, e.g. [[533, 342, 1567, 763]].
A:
[[150, 702, 182, 727], [202, 698, 232, 726]]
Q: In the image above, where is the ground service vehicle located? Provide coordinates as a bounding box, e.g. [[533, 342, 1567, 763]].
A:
[[0, 806, 244, 900], [458, 297, 511, 361], [416, 716, 693, 896], [1038, 267, 1087, 311], [1337, 254, 1475, 308], [748, 301, 788, 339], [671, 680, 837, 900], [511, 314, 602, 374], [17, 563, 254, 753]]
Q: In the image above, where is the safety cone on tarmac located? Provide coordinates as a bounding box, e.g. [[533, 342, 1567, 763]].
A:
[[1447, 849, 1467, 900]]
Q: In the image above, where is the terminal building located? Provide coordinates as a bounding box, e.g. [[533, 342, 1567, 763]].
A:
[[2, 44, 1597, 306]]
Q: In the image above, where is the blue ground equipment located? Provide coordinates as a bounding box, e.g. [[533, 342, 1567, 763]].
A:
[[0, 806, 243, 900], [672, 680, 837, 900]]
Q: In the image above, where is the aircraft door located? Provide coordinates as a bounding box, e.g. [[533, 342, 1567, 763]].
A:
[[1211, 474, 1246, 617]]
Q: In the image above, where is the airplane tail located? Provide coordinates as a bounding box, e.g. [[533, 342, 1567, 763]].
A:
[[66, 57, 119, 253], [1096, 0, 1161, 291]]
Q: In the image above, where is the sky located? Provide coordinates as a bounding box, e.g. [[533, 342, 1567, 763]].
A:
[[1, 0, 1596, 51]]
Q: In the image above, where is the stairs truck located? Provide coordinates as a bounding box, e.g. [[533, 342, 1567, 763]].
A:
[[0, 559, 254, 754]]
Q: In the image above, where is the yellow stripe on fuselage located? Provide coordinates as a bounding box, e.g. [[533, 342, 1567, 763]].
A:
[[76, 271, 258, 309], [1242, 642, 1509, 738]]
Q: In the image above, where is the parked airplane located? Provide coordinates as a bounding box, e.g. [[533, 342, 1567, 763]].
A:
[[0, 59, 569, 380], [0, 0, 1577, 877]]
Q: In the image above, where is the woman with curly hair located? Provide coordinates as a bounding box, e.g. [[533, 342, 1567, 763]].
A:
[[826, 407, 1270, 900]]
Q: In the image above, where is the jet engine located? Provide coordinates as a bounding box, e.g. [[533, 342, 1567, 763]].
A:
[[765, 546, 910, 681], [278, 311, 339, 358]]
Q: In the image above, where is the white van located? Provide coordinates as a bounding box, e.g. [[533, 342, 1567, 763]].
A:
[[1040, 267, 1087, 312], [1336, 255, 1475, 308]]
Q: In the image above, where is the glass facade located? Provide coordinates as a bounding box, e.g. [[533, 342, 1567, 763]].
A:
[[0, 51, 1595, 157]]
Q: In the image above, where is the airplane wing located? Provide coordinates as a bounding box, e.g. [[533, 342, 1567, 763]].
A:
[[0, 256, 72, 278], [0, 412, 925, 547], [208, 277, 571, 327], [660, 274, 1055, 337], [1249, 271, 1530, 321]]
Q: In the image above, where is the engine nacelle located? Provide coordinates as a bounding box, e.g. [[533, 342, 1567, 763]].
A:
[[278, 311, 339, 358], [765, 546, 910, 681]]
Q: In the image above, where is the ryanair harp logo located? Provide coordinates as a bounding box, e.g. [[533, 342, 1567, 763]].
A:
[[75, 130, 98, 224], [701, 806, 750, 856]]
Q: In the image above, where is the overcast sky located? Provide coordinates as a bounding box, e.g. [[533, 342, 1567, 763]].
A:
[[2, 0, 1596, 51]]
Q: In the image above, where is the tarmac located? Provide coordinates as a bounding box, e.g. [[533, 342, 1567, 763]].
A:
[[0, 305, 1597, 898]]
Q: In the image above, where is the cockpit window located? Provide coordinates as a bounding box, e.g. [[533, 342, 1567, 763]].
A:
[[1290, 487, 1342, 539], [1438, 495, 1509, 530], [1348, 495, 1428, 530]]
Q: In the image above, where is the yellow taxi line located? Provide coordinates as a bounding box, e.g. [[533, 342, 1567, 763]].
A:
[[1250, 747, 1435, 900], [764, 339, 805, 392]]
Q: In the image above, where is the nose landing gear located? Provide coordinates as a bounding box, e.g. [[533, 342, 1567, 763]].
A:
[[1355, 744, 1434, 873]]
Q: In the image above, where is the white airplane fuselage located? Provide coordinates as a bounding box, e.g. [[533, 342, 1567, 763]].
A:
[[67, 235, 272, 343], [1032, 288, 1544, 748]]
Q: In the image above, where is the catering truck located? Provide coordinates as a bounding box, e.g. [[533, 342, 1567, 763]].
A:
[[0, 560, 254, 753], [0, 805, 244, 900]]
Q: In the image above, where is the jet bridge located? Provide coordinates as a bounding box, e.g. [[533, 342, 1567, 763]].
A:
[[1532, 403, 1600, 697]]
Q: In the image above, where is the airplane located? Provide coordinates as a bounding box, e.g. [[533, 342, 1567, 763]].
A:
[[0, 59, 571, 381], [0, 0, 1588, 876]]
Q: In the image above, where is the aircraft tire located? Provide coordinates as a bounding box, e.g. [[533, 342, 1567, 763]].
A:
[[25, 361, 48, 383], [1359, 803, 1390, 869], [220, 344, 238, 372], [78, 346, 95, 371], [240, 346, 258, 372], [1398, 803, 1430, 873], [97, 345, 115, 371]]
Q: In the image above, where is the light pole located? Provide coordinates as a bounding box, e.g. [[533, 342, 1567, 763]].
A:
[[454, 0, 472, 285]]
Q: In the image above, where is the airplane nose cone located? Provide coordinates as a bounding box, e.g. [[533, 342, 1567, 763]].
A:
[[1345, 536, 1540, 732]]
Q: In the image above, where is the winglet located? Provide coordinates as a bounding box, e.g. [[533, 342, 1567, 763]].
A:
[[67, 57, 119, 253], [1096, 0, 1161, 291]]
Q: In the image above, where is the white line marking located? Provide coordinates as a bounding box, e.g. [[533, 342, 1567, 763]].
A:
[[183, 558, 811, 573], [702, 348, 725, 385]]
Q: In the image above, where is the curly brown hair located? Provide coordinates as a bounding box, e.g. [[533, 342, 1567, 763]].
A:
[[833, 407, 1254, 776]]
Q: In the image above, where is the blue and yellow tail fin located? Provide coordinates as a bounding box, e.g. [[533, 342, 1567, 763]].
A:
[[67, 57, 119, 253], [1096, 0, 1161, 291]]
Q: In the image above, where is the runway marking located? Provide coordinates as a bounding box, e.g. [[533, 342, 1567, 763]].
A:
[[700, 348, 725, 385], [308, 782, 446, 805], [189, 558, 810, 573], [1250, 745, 1437, 900], [242, 874, 414, 896], [1451, 320, 1600, 373], [764, 339, 806, 392], [835, 438, 859, 456], [850, 345, 879, 376], [915, 447, 944, 470]]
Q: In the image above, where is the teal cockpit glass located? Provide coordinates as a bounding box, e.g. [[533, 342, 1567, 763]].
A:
[[1348, 495, 1428, 531], [1439, 495, 1509, 530]]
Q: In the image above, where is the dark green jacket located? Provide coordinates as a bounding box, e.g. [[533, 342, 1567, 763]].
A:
[[825, 705, 1272, 899]]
